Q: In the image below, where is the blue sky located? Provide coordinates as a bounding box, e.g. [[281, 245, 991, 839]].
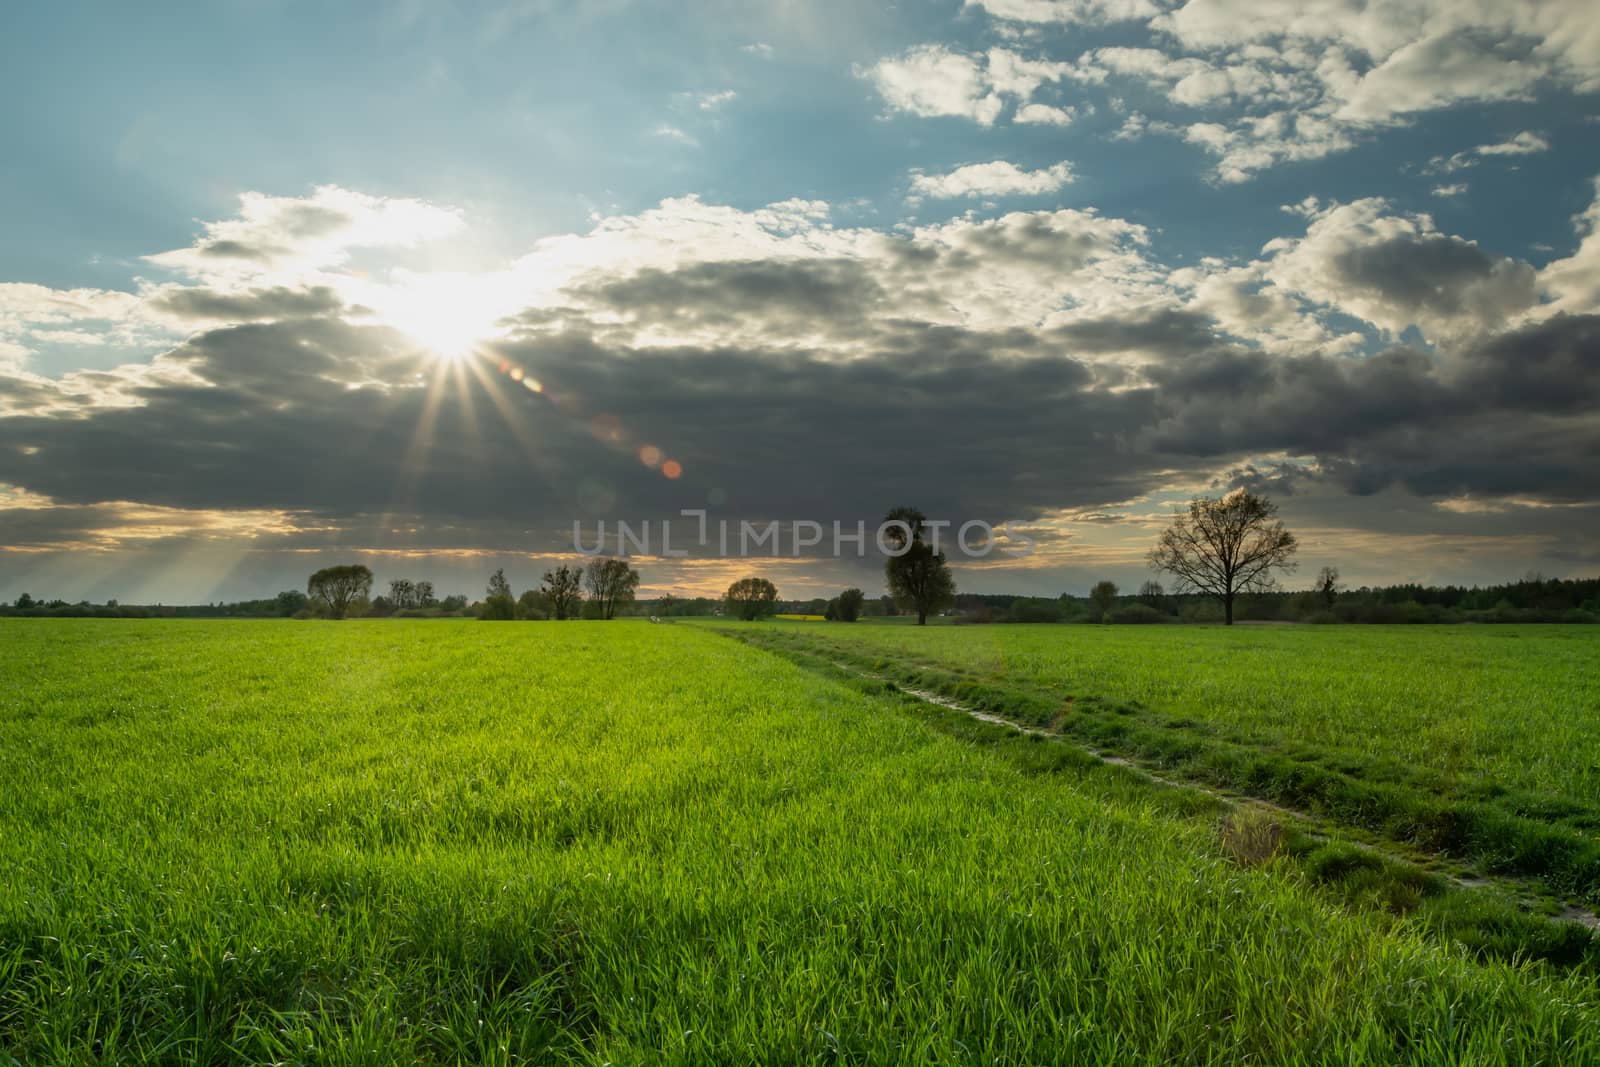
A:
[[2, 0, 1599, 602]]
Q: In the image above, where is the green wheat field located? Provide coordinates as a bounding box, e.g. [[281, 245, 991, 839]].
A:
[[4, 619, 1600, 1064]]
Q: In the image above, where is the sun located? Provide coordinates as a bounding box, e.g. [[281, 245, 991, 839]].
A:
[[394, 305, 486, 362], [365, 273, 511, 363]]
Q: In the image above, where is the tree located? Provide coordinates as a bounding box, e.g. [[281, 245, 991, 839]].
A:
[[1148, 488, 1299, 626], [488, 569, 512, 599], [307, 564, 373, 620], [388, 578, 416, 609], [1137, 580, 1165, 608], [415, 580, 436, 607], [584, 558, 639, 620], [15, 593, 34, 609], [835, 587, 865, 623], [516, 589, 549, 620], [275, 589, 308, 616], [1090, 580, 1118, 620], [883, 507, 956, 625], [1315, 566, 1341, 610], [725, 577, 779, 621], [541, 565, 585, 620], [482, 568, 516, 620]]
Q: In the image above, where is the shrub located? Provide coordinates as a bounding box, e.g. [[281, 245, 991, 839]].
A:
[[1108, 603, 1166, 624], [480, 594, 516, 621], [1008, 600, 1063, 624]]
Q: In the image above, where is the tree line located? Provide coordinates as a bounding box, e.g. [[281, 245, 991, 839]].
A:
[[7, 491, 1596, 623]]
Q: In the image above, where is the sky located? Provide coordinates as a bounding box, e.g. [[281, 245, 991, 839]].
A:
[[2, 0, 1599, 604]]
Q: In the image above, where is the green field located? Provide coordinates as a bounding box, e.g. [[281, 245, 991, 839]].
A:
[[5, 620, 1600, 1063], [728, 623, 1600, 801], [726, 622, 1600, 906]]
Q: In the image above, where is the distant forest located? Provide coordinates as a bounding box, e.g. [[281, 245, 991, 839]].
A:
[[3, 574, 1598, 624]]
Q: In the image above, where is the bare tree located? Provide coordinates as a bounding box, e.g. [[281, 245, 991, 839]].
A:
[[388, 578, 416, 609], [307, 564, 373, 620], [1148, 489, 1298, 625], [540, 565, 585, 620], [584, 558, 640, 620], [1315, 566, 1340, 610]]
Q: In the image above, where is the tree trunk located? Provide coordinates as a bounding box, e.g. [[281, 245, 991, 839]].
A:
[[917, 609, 928, 625], [1224, 594, 1234, 626]]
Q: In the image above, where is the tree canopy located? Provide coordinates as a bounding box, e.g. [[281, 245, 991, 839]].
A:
[[483, 568, 516, 620], [307, 564, 373, 620], [584, 558, 640, 620], [883, 507, 955, 625], [835, 587, 865, 622], [541, 565, 585, 620], [725, 577, 779, 621]]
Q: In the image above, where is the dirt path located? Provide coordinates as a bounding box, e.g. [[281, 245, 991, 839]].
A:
[[842, 661, 1600, 933]]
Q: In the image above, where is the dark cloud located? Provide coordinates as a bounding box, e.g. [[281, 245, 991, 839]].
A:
[[1, 260, 1596, 581], [196, 240, 278, 263], [1148, 315, 1600, 502], [1451, 313, 1600, 414], [581, 259, 886, 327], [1050, 307, 1217, 357], [149, 285, 345, 322], [1329, 233, 1537, 320], [0, 314, 1177, 535]]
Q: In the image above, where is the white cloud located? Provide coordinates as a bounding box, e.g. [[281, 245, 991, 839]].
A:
[[875, 2, 1595, 181], [1261, 198, 1540, 344], [0, 283, 169, 367], [1537, 176, 1600, 317], [1431, 183, 1468, 198], [861, 46, 1075, 125], [495, 195, 1162, 346], [1476, 130, 1551, 156], [742, 42, 774, 58], [653, 123, 700, 146], [697, 90, 737, 111], [1015, 103, 1079, 125], [1426, 131, 1552, 174], [862, 45, 1003, 124], [909, 160, 1076, 199], [965, 0, 1159, 25], [144, 185, 463, 281]]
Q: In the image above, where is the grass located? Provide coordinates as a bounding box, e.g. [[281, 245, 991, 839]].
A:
[[3, 619, 1600, 1062], [715, 622, 1600, 906]]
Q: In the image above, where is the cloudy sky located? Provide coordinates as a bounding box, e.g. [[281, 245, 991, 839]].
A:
[[3, 0, 1599, 604]]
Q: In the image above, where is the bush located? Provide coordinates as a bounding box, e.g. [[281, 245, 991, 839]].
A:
[[1236, 597, 1288, 622], [479, 594, 516, 620], [1108, 603, 1167, 624], [1181, 602, 1225, 623], [1008, 600, 1063, 624]]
